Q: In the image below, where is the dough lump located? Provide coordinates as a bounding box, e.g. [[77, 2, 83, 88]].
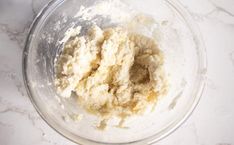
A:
[[55, 25, 167, 128]]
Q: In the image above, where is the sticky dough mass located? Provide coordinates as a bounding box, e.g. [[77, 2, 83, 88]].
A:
[[55, 25, 166, 119]]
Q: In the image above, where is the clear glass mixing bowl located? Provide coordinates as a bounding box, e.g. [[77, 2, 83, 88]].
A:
[[23, 0, 207, 144]]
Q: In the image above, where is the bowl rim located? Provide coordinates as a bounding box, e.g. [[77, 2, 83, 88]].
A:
[[22, 0, 207, 144]]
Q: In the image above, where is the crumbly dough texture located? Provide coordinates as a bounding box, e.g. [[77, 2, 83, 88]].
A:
[[55, 25, 166, 128]]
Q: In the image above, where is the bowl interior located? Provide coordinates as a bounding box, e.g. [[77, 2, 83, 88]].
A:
[[24, 0, 206, 144]]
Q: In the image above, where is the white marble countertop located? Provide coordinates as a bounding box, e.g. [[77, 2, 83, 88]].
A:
[[0, 0, 234, 145]]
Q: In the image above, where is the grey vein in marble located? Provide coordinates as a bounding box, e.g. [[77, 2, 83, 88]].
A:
[[209, 0, 234, 17], [0, 23, 30, 49], [229, 51, 234, 67], [0, 69, 25, 97], [186, 0, 234, 27]]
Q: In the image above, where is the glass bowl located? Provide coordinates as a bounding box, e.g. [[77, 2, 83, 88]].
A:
[[23, 0, 207, 144]]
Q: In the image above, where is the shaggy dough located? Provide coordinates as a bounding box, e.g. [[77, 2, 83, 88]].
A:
[[55, 25, 166, 128]]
